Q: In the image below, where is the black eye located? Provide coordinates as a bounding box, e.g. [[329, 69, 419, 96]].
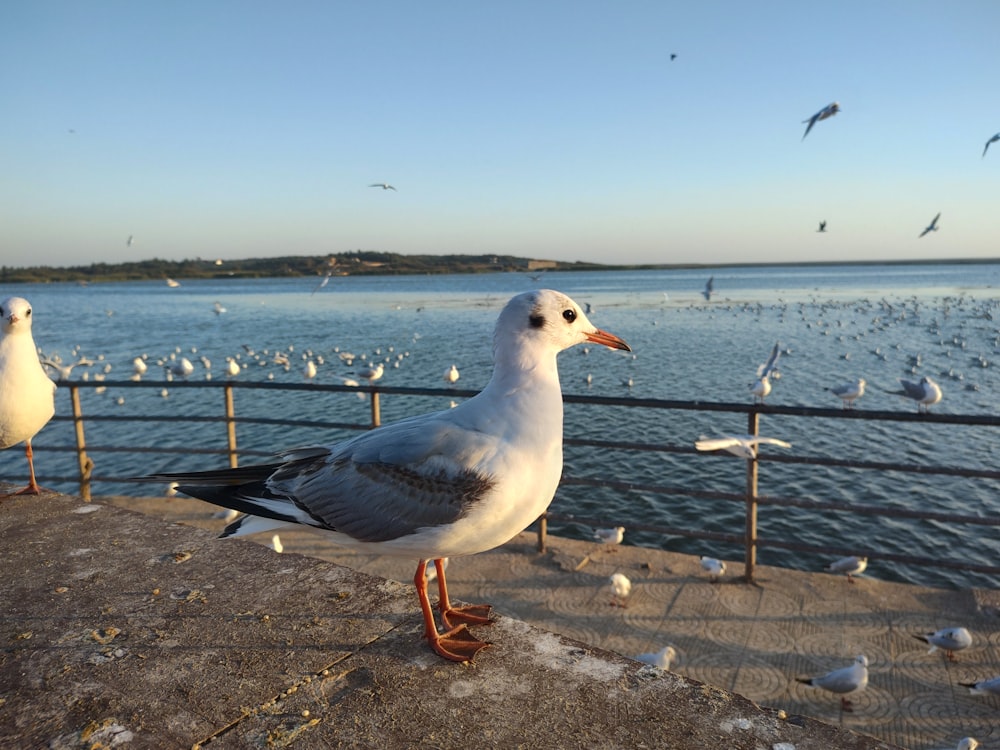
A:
[[26, 309, 32, 316], [562, 308, 576, 323]]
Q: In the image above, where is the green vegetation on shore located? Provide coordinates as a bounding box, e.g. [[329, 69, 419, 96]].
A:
[[1, 251, 996, 285]]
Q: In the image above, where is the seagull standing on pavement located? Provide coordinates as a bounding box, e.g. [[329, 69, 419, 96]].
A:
[[594, 526, 625, 545], [802, 102, 840, 140], [0, 297, 57, 497], [826, 555, 868, 583], [913, 627, 973, 661], [140, 290, 630, 662], [796, 655, 869, 711], [609, 572, 632, 607], [700, 556, 726, 582]]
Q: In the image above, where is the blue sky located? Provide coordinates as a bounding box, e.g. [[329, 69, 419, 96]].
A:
[[2, 1, 998, 268]]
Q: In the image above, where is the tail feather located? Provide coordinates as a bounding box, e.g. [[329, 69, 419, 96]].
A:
[[175, 481, 302, 528], [142, 463, 283, 486]]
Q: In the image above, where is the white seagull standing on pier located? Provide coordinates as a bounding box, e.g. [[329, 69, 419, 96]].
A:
[[636, 645, 676, 670], [961, 675, 1000, 697], [141, 290, 630, 662], [700, 556, 726, 582], [796, 655, 869, 711], [594, 526, 625, 545], [802, 101, 840, 140], [0, 297, 57, 496], [825, 555, 868, 583], [609, 572, 632, 607], [913, 627, 973, 661]]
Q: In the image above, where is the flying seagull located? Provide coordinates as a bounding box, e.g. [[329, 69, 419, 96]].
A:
[[802, 102, 840, 140], [702, 275, 714, 301], [817, 221, 827, 233], [919, 212, 941, 238], [983, 133, 999, 158], [369, 183, 397, 191], [138, 290, 630, 662], [695, 434, 791, 460]]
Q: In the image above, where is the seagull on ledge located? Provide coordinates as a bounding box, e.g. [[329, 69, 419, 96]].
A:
[[796, 655, 868, 711], [1, 297, 57, 497], [140, 290, 630, 662]]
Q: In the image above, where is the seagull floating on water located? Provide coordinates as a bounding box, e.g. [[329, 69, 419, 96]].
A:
[[796, 655, 868, 711], [913, 627, 972, 661], [0, 297, 57, 496], [695, 434, 791, 459], [826, 555, 867, 583], [919, 212, 941, 238], [802, 102, 840, 140], [140, 290, 629, 662], [983, 133, 999, 158]]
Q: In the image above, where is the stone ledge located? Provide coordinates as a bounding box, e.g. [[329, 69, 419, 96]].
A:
[[0, 490, 899, 749]]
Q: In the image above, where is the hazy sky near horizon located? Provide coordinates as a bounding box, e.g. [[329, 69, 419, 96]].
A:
[[2, 1, 999, 269]]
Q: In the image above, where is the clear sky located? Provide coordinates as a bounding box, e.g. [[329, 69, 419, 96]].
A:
[[2, 1, 998, 268]]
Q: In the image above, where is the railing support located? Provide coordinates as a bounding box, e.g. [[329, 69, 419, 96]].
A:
[[744, 410, 760, 583], [370, 390, 381, 428], [537, 514, 548, 553], [224, 384, 238, 468], [69, 385, 94, 501]]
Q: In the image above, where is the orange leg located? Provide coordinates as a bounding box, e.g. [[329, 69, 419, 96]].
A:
[[433, 558, 493, 629], [413, 560, 490, 663], [1, 440, 44, 498]]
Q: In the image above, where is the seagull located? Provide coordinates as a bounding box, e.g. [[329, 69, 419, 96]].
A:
[[919, 212, 941, 238], [700, 556, 726, 582], [0, 297, 57, 496], [826, 555, 867, 583], [304, 361, 318, 380], [593, 526, 625, 545], [960, 675, 1000, 697], [126, 234, 134, 247], [356, 362, 384, 384], [702, 276, 714, 301], [891, 376, 943, 412], [669, 53, 677, 61], [636, 645, 676, 670], [983, 133, 999, 158], [695, 434, 791, 459], [312, 272, 333, 295], [443, 364, 460, 384], [225, 358, 241, 378], [802, 101, 840, 140], [369, 183, 397, 191], [913, 627, 972, 661], [817, 220, 827, 233], [948, 739, 979, 750], [213, 302, 227, 315], [139, 290, 630, 662], [750, 341, 781, 403], [609, 572, 632, 607], [796, 655, 868, 711], [39, 355, 94, 381], [826, 378, 866, 409]]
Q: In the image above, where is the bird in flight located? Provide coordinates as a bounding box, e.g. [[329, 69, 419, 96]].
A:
[[983, 133, 999, 158], [919, 212, 941, 238], [802, 102, 840, 140], [817, 221, 827, 233], [369, 183, 397, 191]]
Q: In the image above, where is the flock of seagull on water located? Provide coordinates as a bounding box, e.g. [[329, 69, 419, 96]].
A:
[[2, 286, 999, 733]]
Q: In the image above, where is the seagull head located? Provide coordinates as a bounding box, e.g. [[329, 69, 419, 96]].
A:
[[493, 290, 630, 368], [1, 296, 34, 334]]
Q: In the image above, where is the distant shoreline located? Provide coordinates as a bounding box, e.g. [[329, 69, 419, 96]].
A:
[[2, 252, 998, 285]]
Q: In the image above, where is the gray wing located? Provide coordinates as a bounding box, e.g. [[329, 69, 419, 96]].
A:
[[814, 665, 861, 693], [272, 414, 496, 543], [898, 379, 926, 399]]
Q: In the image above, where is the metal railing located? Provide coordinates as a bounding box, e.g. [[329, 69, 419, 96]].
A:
[[25, 379, 1000, 586]]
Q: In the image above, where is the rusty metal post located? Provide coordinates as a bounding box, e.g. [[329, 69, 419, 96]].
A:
[[224, 384, 238, 468], [537, 514, 548, 553], [744, 410, 760, 583], [370, 390, 381, 428], [70, 385, 93, 501]]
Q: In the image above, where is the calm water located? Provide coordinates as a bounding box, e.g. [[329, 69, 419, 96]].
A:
[[3, 263, 999, 589]]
